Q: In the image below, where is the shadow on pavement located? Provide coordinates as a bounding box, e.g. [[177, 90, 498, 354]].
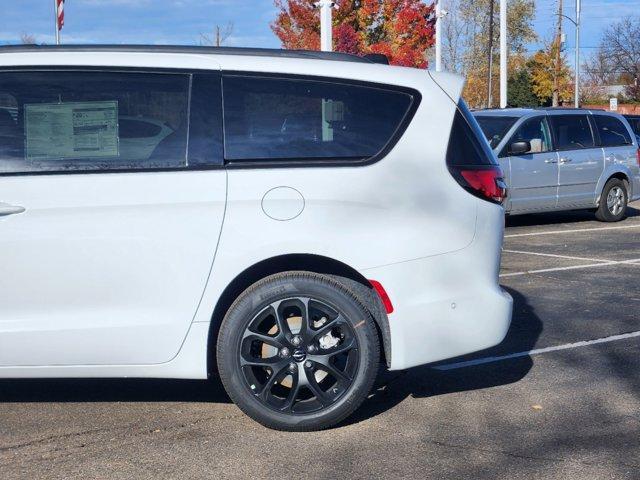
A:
[[505, 205, 639, 228], [344, 286, 542, 426], [0, 377, 231, 404]]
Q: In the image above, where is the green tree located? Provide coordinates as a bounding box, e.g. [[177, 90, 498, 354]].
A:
[[529, 42, 573, 106], [508, 68, 538, 107]]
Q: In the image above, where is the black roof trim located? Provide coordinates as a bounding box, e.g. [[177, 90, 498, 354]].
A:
[[0, 44, 377, 64]]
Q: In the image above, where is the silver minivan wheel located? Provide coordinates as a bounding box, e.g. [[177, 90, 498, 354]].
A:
[[607, 186, 625, 216], [596, 178, 628, 222]]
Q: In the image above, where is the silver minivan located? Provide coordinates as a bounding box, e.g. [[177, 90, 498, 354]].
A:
[[474, 108, 640, 221]]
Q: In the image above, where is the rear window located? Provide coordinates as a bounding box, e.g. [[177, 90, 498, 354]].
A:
[[625, 116, 640, 136], [222, 75, 415, 162], [593, 115, 632, 147], [474, 115, 519, 149], [447, 102, 498, 167], [549, 115, 595, 150]]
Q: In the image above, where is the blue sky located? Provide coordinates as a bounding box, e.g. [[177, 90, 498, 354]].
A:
[[0, 0, 637, 60]]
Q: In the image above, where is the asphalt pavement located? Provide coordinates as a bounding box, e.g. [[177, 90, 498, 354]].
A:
[[1, 201, 639, 480]]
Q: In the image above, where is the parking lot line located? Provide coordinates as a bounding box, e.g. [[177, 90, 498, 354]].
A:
[[503, 249, 613, 263], [500, 257, 640, 278], [433, 330, 640, 371], [505, 223, 640, 238]]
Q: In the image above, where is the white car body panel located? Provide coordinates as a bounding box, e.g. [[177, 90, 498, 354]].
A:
[[0, 49, 512, 377], [0, 171, 226, 367]]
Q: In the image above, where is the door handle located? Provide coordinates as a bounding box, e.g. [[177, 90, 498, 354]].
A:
[[0, 203, 26, 217], [559, 158, 572, 164], [544, 159, 558, 164]]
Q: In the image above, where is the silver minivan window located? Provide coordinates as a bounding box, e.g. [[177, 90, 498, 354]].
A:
[[549, 115, 595, 150], [474, 116, 518, 149], [593, 115, 632, 147], [505, 116, 552, 156]]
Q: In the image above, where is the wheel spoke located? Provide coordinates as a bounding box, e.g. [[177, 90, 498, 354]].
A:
[[279, 373, 301, 412], [311, 356, 352, 384], [298, 297, 311, 338], [258, 364, 289, 401], [242, 331, 283, 349], [298, 366, 331, 406], [271, 300, 293, 339], [240, 351, 284, 367]]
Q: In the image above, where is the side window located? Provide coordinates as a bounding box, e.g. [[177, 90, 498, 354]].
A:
[[593, 115, 632, 147], [549, 115, 595, 150], [507, 116, 552, 155], [222, 75, 415, 162], [0, 70, 197, 174]]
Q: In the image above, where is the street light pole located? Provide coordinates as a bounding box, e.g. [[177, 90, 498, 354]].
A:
[[316, 0, 334, 52], [574, 0, 581, 107], [499, 0, 508, 108]]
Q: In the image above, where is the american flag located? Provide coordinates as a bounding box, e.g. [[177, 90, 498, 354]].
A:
[[57, 0, 65, 31]]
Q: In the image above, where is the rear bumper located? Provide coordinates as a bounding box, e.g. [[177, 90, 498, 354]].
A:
[[364, 200, 513, 371]]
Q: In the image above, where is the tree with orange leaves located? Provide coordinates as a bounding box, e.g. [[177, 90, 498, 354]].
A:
[[272, 0, 435, 68]]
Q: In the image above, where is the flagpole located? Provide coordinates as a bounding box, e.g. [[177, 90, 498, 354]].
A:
[[54, 0, 60, 45]]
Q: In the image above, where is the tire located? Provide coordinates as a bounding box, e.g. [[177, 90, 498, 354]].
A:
[[217, 272, 380, 431], [595, 178, 628, 222]]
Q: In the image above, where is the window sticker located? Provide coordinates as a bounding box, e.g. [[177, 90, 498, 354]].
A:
[[25, 101, 119, 160]]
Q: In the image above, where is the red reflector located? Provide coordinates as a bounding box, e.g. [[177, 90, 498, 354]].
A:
[[459, 167, 506, 203], [368, 280, 394, 314]]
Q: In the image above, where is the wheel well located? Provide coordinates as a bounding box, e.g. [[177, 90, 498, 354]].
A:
[[207, 254, 391, 375], [598, 173, 630, 203], [609, 172, 629, 185]]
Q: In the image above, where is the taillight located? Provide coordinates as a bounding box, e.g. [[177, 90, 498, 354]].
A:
[[449, 165, 507, 204], [637, 149, 640, 167]]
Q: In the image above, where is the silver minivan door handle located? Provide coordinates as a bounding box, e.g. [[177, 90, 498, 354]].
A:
[[0, 203, 26, 217], [559, 157, 572, 164], [545, 159, 558, 164]]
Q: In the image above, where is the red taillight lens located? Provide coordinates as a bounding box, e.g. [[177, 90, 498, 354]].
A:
[[636, 149, 640, 167], [454, 166, 507, 203], [368, 280, 394, 314]]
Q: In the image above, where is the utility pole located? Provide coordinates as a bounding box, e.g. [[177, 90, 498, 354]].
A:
[[553, 0, 563, 107], [435, 0, 442, 72], [316, 0, 334, 52], [487, 0, 495, 108], [499, 0, 508, 108], [574, 0, 581, 107]]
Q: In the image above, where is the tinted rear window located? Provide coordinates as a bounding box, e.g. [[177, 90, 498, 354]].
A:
[[594, 115, 632, 147], [549, 115, 595, 150], [625, 116, 640, 136], [474, 116, 518, 149], [222, 75, 414, 162], [447, 102, 497, 167]]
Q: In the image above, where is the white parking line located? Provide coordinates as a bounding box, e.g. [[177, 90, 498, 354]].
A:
[[433, 331, 640, 371], [503, 249, 613, 263], [500, 257, 640, 278], [505, 223, 640, 238]]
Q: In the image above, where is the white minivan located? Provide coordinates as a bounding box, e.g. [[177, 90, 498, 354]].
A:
[[0, 45, 512, 431]]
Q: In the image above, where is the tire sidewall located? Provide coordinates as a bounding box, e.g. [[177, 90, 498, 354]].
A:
[[217, 273, 379, 430], [598, 179, 628, 222]]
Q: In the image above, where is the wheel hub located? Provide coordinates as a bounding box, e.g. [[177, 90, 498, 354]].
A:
[[292, 348, 307, 362]]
